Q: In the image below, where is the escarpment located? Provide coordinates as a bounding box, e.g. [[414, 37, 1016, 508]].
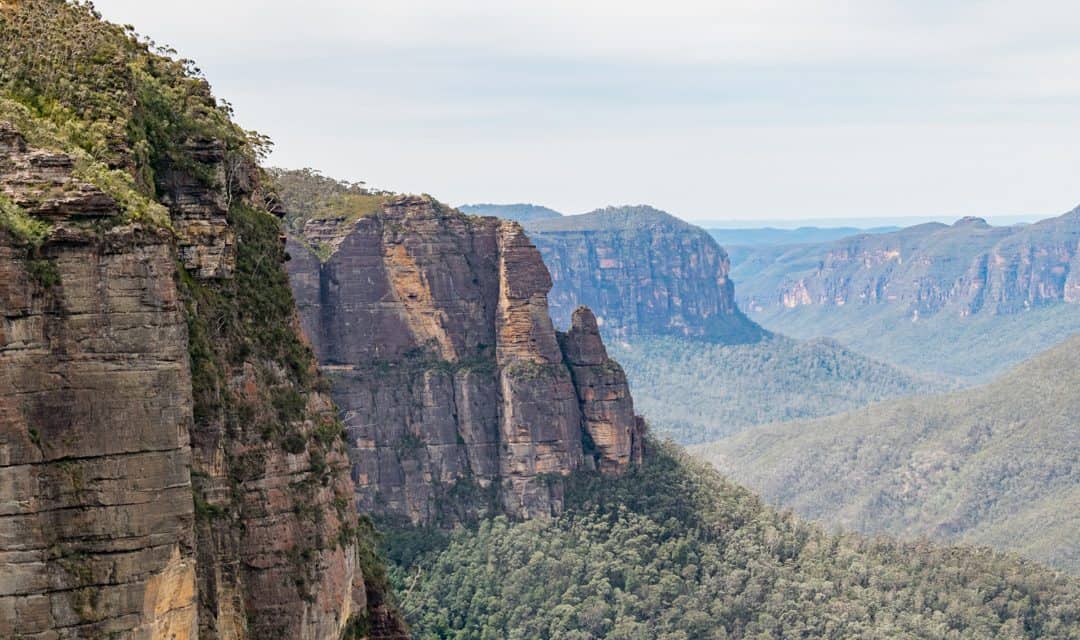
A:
[[735, 209, 1080, 318], [285, 196, 646, 525], [0, 118, 405, 639], [523, 205, 765, 343], [0, 151, 199, 636], [0, 2, 407, 632]]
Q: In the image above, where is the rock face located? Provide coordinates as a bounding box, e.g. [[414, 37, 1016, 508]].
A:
[[733, 210, 1080, 318], [0, 125, 403, 637], [523, 205, 764, 343], [0, 222, 199, 638], [285, 196, 645, 525], [560, 308, 645, 473]]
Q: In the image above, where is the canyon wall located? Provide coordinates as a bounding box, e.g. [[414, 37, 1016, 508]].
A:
[[734, 211, 1080, 318], [286, 196, 645, 525], [523, 205, 765, 343], [0, 122, 403, 638]]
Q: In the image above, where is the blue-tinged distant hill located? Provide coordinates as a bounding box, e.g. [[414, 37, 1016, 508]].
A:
[[458, 202, 563, 222], [730, 208, 1080, 381], [709, 225, 899, 247]]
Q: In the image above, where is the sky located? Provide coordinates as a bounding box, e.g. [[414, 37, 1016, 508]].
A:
[[91, 1, 1080, 223]]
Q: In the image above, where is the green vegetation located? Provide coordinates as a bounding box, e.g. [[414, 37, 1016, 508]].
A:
[[749, 302, 1080, 384], [695, 334, 1080, 572], [729, 212, 1080, 383], [266, 167, 392, 233], [0, 191, 50, 247], [0, 2, 400, 632], [0, 0, 264, 196], [386, 441, 1080, 639], [608, 334, 940, 443], [524, 204, 696, 232]]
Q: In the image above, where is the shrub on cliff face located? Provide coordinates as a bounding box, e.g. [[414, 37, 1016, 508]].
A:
[[387, 441, 1079, 639]]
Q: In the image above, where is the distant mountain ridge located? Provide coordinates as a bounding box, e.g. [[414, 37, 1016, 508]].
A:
[[458, 202, 563, 222], [730, 206, 1080, 380], [709, 225, 900, 247], [521, 204, 765, 343], [695, 333, 1080, 572], [735, 207, 1080, 317]]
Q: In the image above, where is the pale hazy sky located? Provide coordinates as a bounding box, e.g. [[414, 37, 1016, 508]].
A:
[[92, 1, 1080, 222]]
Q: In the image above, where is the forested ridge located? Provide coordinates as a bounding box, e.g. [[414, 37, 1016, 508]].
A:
[[608, 334, 940, 443], [696, 333, 1080, 573], [383, 442, 1079, 639]]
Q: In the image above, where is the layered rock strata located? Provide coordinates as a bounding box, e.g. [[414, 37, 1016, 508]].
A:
[[0, 124, 404, 638], [286, 196, 645, 525], [523, 205, 764, 343], [734, 211, 1080, 318]]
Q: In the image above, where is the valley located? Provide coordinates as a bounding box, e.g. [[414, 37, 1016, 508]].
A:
[[732, 211, 1080, 381], [695, 335, 1080, 573], [1, 3, 1077, 640]]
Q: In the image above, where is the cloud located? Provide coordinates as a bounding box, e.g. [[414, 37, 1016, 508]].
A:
[[90, 0, 1080, 221]]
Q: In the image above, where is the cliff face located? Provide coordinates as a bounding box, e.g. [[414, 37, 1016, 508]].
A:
[[523, 206, 764, 343], [0, 125, 402, 638], [734, 211, 1080, 318], [286, 196, 645, 525]]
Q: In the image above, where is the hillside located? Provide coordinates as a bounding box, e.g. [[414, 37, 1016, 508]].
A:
[[458, 202, 563, 222], [523, 205, 765, 343], [608, 335, 941, 443], [695, 334, 1080, 572], [731, 211, 1080, 381], [385, 442, 1080, 639]]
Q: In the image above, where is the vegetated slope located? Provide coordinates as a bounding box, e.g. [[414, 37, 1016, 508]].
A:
[[458, 202, 563, 222], [0, 2, 404, 637], [746, 301, 1080, 383], [385, 441, 1080, 639], [709, 225, 899, 247], [607, 334, 941, 443], [523, 205, 765, 343], [731, 211, 1080, 381], [695, 334, 1080, 572]]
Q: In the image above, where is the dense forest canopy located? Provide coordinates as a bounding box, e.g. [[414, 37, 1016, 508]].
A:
[[608, 334, 941, 443], [384, 441, 1080, 639], [696, 334, 1080, 573]]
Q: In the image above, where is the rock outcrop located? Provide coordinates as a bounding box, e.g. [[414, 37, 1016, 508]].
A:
[[522, 205, 765, 343], [733, 209, 1080, 318], [0, 123, 404, 638], [560, 307, 645, 473], [285, 196, 645, 525]]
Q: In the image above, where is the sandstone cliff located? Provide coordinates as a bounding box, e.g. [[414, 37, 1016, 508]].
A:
[[285, 195, 645, 525], [523, 205, 765, 343], [0, 2, 405, 636], [0, 120, 403, 640], [733, 210, 1080, 317]]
